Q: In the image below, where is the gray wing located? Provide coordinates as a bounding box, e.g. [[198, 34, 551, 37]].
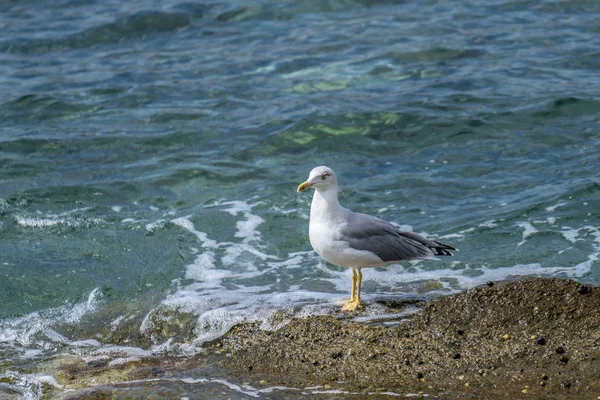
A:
[[340, 212, 455, 262]]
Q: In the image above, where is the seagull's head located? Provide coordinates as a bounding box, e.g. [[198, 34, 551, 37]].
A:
[[297, 166, 337, 193]]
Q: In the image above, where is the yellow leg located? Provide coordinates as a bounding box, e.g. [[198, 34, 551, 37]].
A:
[[356, 269, 362, 304], [350, 269, 357, 301], [342, 268, 362, 311]]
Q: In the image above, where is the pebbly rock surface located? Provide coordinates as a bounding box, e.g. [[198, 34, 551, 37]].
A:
[[39, 277, 600, 399], [220, 277, 600, 399]]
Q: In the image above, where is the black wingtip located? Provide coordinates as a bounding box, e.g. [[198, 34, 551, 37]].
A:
[[432, 241, 457, 256], [433, 248, 453, 256]]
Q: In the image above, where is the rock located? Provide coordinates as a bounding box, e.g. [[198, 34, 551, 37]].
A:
[[577, 285, 590, 295], [559, 355, 569, 364], [44, 277, 600, 400], [536, 337, 546, 345], [221, 277, 600, 398]]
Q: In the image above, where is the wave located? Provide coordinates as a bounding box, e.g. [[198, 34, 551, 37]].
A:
[[0, 11, 190, 54], [0, 193, 598, 398]]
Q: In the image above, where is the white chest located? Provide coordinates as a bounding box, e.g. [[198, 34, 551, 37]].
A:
[[308, 218, 338, 259]]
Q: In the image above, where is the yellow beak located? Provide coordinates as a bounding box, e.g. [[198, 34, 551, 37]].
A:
[[297, 181, 313, 192]]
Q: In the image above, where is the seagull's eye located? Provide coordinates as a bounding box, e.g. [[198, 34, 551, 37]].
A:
[[321, 172, 329, 180]]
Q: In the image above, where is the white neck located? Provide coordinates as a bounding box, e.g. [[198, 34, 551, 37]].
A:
[[310, 186, 342, 221]]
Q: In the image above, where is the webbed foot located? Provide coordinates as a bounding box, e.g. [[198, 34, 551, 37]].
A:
[[341, 299, 361, 311]]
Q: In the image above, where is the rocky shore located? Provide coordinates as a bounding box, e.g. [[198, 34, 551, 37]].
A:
[[36, 277, 600, 399], [220, 277, 600, 399]]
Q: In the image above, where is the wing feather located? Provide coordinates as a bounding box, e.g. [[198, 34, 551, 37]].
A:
[[340, 212, 455, 262]]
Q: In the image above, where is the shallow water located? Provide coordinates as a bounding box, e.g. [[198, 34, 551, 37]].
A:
[[1, 0, 599, 398]]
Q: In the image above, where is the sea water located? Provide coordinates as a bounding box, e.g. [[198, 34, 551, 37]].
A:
[[1, 0, 599, 398]]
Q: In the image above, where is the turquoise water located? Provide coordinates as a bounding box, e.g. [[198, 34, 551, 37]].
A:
[[1, 0, 599, 397]]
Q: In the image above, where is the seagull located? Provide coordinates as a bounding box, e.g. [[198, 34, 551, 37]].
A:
[[297, 166, 456, 311]]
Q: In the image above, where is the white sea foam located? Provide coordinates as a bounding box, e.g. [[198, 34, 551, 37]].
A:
[[110, 315, 126, 332], [561, 227, 580, 243], [184, 252, 218, 281], [0, 370, 63, 400], [439, 232, 464, 239], [94, 376, 410, 399], [15, 216, 64, 227], [351, 305, 421, 324], [171, 217, 218, 248], [0, 288, 102, 346], [145, 219, 167, 232], [479, 220, 498, 228], [0, 198, 10, 209], [516, 222, 538, 246], [14, 207, 104, 229], [560, 226, 600, 277], [546, 202, 567, 212]]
